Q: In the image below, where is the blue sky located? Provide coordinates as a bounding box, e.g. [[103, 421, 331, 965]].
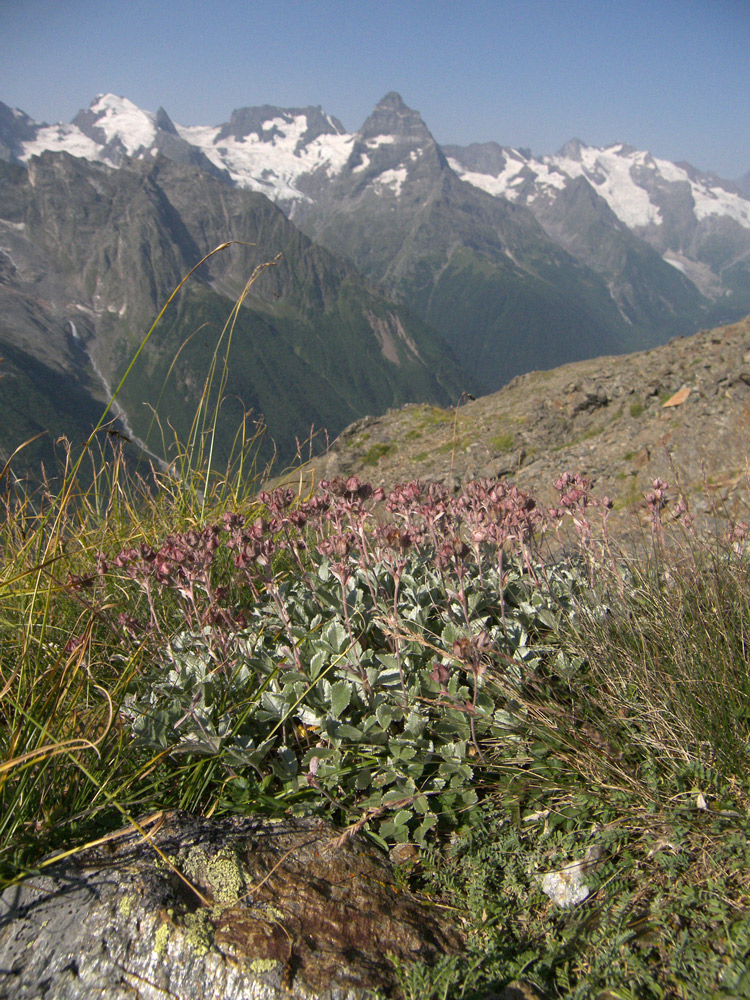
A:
[[1, 0, 748, 178]]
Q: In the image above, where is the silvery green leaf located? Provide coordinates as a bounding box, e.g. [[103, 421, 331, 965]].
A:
[[323, 718, 342, 742], [310, 648, 329, 678], [391, 809, 412, 827], [329, 679, 352, 718], [335, 723, 362, 739], [302, 746, 336, 764], [403, 604, 426, 625], [493, 708, 523, 732], [414, 814, 438, 843], [354, 768, 372, 790], [440, 620, 461, 645], [359, 714, 381, 735], [322, 619, 348, 654], [376, 704, 394, 729], [274, 745, 298, 779], [260, 690, 290, 717], [389, 743, 418, 762], [296, 704, 323, 728], [378, 819, 410, 841], [404, 710, 427, 739]]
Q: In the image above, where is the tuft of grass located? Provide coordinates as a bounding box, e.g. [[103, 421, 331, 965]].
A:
[[0, 248, 279, 878], [362, 442, 396, 466], [630, 399, 645, 418]]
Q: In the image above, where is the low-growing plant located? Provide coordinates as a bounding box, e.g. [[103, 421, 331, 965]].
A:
[[97, 476, 595, 846], [630, 398, 645, 418], [362, 442, 396, 466]]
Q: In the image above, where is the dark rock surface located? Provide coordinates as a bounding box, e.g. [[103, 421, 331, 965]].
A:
[[0, 811, 463, 999]]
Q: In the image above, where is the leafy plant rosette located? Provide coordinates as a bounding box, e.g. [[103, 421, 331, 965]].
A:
[[112, 476, 595, 847]]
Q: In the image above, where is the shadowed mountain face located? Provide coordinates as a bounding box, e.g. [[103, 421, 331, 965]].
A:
[[0, 152, 464, 480]]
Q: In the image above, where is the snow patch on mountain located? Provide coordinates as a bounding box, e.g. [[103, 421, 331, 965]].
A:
[[373, 166, 408, 196], [553, 143, 750, 228], [178, 114, 353, 201], [447, 151, 553, 197], [449, 140, 750, 232], [551, 145, 661, 228], [351, 154, 371, 174], [21, 94, 159, 164], [22, 124, 103, 162]]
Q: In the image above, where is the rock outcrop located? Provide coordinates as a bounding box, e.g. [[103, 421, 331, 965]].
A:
[[0, 811, 464, 999]]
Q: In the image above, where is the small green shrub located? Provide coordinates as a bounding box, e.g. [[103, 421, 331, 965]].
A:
[[490, 432, 514, 452], [113, 478, 588, 846], [420, 407, 453, 427]]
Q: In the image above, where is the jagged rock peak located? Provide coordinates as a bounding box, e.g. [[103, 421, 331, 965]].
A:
[[557, 137, 588, 160], [359, 92, 434, 143], [154, 106, 177, 134], [217, 104, 345, 145]]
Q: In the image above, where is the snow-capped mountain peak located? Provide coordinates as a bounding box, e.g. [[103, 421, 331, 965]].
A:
[[74, 94, 158, 153], [177, 105, 354, 203]]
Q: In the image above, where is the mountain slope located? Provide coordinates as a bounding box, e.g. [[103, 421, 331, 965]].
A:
[[446, 138, 750, 323], [0, 151, 464, 478], [308, 314, 750, 533], [3, 90, 750, 475], [5, 91, 747, 333]]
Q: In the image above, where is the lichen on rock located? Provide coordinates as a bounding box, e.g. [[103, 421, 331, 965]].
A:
[[182, 843, 247, 906], [0, 810, 464, 999]]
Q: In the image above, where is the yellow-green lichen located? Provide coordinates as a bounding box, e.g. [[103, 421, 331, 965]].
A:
[[118, 893, 135, 918], [182, 908, 213, 957], [183, 845, 246, 906], [154, 921, 170, 957], [249, 958, 279, 974]]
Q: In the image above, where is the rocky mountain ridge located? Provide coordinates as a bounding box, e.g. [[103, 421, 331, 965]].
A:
[[4, 92, 750, 389]]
